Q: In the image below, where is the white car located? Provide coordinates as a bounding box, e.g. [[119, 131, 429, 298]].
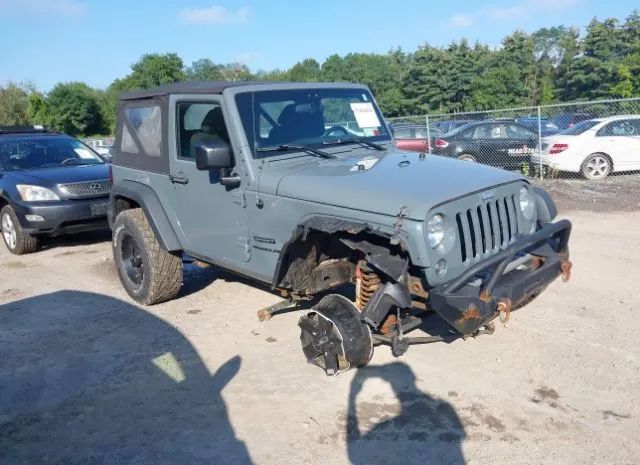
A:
[[532, 115, 640, 180]]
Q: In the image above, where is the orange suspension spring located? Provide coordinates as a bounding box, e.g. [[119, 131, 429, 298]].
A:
[[355, 261, 382, 311]]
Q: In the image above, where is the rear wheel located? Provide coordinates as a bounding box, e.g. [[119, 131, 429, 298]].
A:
[[458, 153, 477, 162], [112, 208, 183, 305], [1, 205, 38, 255], [298, 294, 373, 376], [581, 153, 611, 180]]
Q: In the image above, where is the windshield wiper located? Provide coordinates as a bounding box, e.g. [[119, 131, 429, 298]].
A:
[[256, 144, 336, 159], [323, 137, 386, 151]]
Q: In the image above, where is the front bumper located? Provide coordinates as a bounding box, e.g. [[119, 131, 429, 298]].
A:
[[428, 219, 572, 335], [12, 196, 109, 236]]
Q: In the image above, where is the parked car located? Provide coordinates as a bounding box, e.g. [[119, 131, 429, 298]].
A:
[[391, 124, 442, 152], [0, 126, 110, 254], [532, 115, 640, 180], [108, 80, 571, 376], [432, 119, 476, 134], [515, 117, 559, 137], [549, 112, 596, 131], [431, 121, 538, 170]]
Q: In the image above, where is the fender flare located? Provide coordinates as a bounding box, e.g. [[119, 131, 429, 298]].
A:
[[109, 180, 182, 252], [271, 215, 407, 288]]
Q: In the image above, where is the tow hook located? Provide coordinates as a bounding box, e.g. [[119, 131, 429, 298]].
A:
[[497, 298, 511, 324], [561, 260, 573, 283]]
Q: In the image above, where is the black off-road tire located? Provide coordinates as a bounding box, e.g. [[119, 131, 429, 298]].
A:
[[1, 205, 38, 255], [112, 208, 182, 305]]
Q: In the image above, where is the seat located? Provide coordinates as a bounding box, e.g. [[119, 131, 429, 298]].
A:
[[190, 107, 230, 156], [268, 103, 324, 145]]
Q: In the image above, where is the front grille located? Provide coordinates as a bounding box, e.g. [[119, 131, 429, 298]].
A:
[[59, 180, 110, 198], [455, 195, 520, 263]]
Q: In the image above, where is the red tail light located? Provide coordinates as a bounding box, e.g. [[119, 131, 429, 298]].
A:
[[549, 143, 569, 154], [435, 138, 449, 148]]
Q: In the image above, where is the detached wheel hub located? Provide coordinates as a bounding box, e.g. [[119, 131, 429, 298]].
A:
[[298, 294, 373, 376]]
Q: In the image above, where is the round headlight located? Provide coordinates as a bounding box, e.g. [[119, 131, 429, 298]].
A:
[[427, 214, 446, 248], [519, 186, 535, 219]]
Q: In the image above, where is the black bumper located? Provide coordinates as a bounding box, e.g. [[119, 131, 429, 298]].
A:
[[429, 219, 572, 335], [12, 197, 109, 236]]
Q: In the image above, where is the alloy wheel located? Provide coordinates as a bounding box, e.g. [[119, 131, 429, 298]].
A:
[[585, 155, 610, 179], [1, 213, 17, 250]]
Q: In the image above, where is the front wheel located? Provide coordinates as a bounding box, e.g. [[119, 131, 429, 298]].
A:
[[112, 208, 183, 305], [1, 205, 38, 255], [581, 153, 611, 180]]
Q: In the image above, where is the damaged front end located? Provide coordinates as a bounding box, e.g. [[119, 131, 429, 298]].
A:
[[429, 219, 572, 335]]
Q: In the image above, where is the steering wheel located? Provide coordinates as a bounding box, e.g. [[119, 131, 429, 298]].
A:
[[324, 125, 350, 138], [60, 158, 79, 165]]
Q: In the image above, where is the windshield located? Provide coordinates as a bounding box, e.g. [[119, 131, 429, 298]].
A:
[[235, 88, 390, 156], [557, 120, 599, 135], [0, 135, 105, 171]]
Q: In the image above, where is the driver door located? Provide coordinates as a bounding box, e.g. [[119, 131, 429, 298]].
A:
[[168, 96, 249, 263]]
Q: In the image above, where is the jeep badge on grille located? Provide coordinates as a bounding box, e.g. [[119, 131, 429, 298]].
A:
[[481, 191, 495, 201]]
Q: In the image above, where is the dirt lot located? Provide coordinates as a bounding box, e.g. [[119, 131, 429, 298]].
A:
[[1, 186, 640, 464]]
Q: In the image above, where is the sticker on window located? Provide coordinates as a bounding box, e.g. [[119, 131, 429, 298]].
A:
[[350, 102, 381, 129], [74, 148, 94, 159]]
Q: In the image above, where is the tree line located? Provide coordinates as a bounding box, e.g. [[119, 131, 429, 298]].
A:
[[1, 10, 639, 137]]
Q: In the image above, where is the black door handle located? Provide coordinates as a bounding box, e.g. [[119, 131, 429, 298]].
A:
[[169, 175, 189, 184]]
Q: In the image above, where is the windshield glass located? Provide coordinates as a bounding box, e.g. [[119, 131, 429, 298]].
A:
[[557, 120, 599, 135], [0, 135, 104, 171], [235, 88, 390, 156]]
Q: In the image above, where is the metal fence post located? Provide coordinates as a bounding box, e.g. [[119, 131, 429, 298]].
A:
[[537, 105, 543, 180], [426, 115, 432, 153]]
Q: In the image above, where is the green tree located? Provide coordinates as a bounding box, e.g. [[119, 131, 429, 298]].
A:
[[186, 58, 225, 80], [286, 58, 321, 82], [611, 64, 634, 98], [0, 82, 30, 126], [27, 91, 52, 126], [48, 82, 106, 136], [470, 62, 526, 110]]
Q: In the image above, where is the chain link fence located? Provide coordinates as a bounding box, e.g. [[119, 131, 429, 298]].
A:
[[387, 97, 640, 183]]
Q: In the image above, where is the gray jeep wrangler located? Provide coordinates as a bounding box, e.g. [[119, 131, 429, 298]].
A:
[[108, 81, 572, 375]]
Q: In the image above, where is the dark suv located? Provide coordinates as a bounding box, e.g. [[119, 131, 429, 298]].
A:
[[0, 127, 110, 254]]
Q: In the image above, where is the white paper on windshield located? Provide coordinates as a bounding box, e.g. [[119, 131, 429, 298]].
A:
[[74, 148, 94, 159], [350, 102, 381, 128]]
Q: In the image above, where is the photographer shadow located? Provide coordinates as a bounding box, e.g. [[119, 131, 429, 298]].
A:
[[347, 362, 466, 465], [0, 290, 253, 465]]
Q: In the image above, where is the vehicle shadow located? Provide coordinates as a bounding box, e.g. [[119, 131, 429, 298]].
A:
[[347, 362, 466, 465], [0, 290, 253, 465], [38, 228, 111, 251]]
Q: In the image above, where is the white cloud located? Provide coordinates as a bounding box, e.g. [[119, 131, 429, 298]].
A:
[[530, 0, 580, 10], [234, 51, 262, 65], [449, 13, 474, 28], [487, 5, 526, 20], [179, 5, 249, 25], [0, 0, 87, 17], [449, 0, 581, 28]]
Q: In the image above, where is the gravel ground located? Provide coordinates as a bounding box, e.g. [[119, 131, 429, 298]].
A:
[[1, 185, 639, 464]]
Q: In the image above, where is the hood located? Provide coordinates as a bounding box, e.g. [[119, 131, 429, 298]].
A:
[[273, 151, 524, 219], [6, 164, 109, 188]]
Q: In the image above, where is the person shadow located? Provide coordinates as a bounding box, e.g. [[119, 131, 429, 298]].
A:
[[0, 290, 253, 465], [346, 362, 466, 465]]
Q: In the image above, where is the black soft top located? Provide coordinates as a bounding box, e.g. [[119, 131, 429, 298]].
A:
[[120, 80, 279, 100]]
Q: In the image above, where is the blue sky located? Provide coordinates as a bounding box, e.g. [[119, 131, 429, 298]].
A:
[[0, 0, 637, 91]]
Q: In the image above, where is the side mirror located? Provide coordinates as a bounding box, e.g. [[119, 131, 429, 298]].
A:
[[194, 137, 233, 171]]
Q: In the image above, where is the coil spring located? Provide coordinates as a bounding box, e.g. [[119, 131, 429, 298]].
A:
[[355, 261, 382, 310]]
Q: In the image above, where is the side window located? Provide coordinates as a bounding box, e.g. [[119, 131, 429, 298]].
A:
[[597, 120, 638, 137], [123, 106, 161, 157], [507, 124, 534, 139], [471, 125, 491, 139], [414, 128, 430, 139], [393, 127, 412, 139], [176, 102, 230, 160]]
